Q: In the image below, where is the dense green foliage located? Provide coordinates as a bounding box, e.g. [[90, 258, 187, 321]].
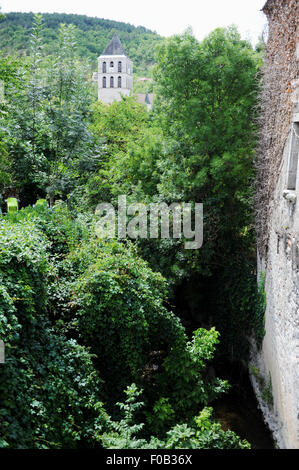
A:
[[0, 13, 264, 449], [0, 203, 243, 448], [0, 212, 106, 448], [91, 27, 263, 360], [1, 16, 99, 207]]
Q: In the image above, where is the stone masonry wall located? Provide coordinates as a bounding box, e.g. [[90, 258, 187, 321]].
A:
[[253, 0, 299, 449], [256, 0, 299, 258]]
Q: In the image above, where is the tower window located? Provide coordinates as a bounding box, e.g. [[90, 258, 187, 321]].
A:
[[118, 61, 122, 73], [110, 76, 114, 88], [286, 123, 299, 190], [103, 61, 107, 73], [103, 76, 106, 88], [118, 76, 122, 88], [110, 61, 114, 68]]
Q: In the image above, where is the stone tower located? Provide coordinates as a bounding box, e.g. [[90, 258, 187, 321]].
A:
[[98, 34, 133, 103]]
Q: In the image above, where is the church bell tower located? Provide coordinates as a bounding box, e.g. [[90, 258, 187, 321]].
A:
[[98, 34, 133, 103]]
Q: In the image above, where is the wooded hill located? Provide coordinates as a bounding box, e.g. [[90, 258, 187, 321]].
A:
[[0, 12, 162, 75]]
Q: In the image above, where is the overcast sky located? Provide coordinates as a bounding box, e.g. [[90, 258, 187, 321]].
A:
[[1, 0, 267, 45]]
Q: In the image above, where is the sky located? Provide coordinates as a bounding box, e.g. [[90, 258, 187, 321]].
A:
[[1, 0, 267, 45]]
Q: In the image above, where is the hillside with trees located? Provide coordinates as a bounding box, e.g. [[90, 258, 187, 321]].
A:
[[0, 12, 162, 75]]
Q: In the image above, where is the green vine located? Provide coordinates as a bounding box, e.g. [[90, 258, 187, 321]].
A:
[[249, 365, 273, 407], [254, 272, 266, 348]]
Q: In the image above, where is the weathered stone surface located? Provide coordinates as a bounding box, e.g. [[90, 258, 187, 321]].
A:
[[254, 0, 299, 449]]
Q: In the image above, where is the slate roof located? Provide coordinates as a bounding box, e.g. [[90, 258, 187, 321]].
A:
[[101, 34, 128, 56]]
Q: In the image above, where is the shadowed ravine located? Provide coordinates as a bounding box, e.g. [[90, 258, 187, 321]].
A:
[[173, 280, 275, 450], [212, 364, 275, 449]]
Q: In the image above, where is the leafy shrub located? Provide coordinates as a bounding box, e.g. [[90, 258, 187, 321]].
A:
[[66, 237, 227, 428], [100, 384, 250, 449], [0, 215, 107, 448], [0, 328, 107, 448], [70, 238, 188, 395]]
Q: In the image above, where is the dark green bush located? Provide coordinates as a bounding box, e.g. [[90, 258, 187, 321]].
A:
[[0, 215, 107, 448]]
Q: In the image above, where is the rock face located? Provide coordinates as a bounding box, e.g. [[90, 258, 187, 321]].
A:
[[254, 0, 299, 449]]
